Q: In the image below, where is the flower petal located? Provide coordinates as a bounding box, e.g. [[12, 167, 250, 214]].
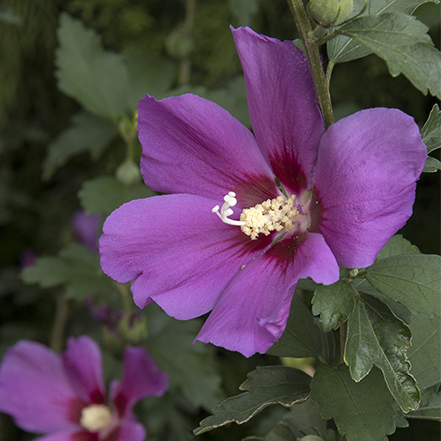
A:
[[34, 430, 96, 441], [313, 108, 427, 268], [114, 422, 146, 441], [196, 232, 339, 357], [138, 93, 277, 203], [71, 210, 100, 253], [0, 341, 80, 433], [62, 336, 106, 404], [110, 347, 168, 417], [100, 194, 274, 318], [232, 27, 324, 193]]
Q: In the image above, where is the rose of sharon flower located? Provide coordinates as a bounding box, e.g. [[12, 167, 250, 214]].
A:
[[0, 336, 168, 441], [99, 27, 427, 357]]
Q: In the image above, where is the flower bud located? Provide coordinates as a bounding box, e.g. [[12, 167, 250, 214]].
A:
[[116, 159, 142, 186], [308, 0, 353, 27], [165, 26, 194, 59], [119, 313, 148, 344]]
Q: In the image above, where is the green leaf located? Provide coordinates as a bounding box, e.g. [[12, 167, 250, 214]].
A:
[[376, 234, 420, 259], [423, 156, 441, 172], [327, 0, 439, 63], [267, 294, 323, 359], [336, 13, 441, 97], [406, 386, 441, 420], [248, 399, 336, 441], [21, 244, 113, 300], [78, 176, 154, 216], [56, 13, 131, 120], [228, 0, 260, 26], [145, 305, 223, 412], [311, 364, 398, 441], [421, 104, 441, 153], [408, 313, 441, 389], [311, 280, 355, 332], [353, 235, 417, 324], [194, 366, 311, 435], [345, 294, 420, 412], [140, 393, 196, 441], [43, 112, 117, 179], [123, 49, 175, 110], [163, 75, 251, 128], [365, 254, 441, 317]]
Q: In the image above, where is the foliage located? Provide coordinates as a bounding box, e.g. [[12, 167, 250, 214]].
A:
[[0, 0, 439, 440]]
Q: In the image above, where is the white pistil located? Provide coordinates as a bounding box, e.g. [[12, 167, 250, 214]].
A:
[[212, 191, 246, 226], [80, 404, 112, 432]]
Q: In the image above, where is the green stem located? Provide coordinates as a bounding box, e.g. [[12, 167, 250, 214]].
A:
[[177, 0, 196, 86], [325, 59, 335, 91], [288, 0, 334, 128], [115, 282, 133, 317], [50, 293, 69, 353]]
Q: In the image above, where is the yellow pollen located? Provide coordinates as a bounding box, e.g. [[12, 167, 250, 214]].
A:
[[80, 404, 112, 432], [240, 195, 299, 240]]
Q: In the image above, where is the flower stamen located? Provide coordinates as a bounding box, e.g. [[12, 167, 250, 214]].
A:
[[240, 195, 299, 240], [213, 193, 306, 240], [80, 404, 112, 432]]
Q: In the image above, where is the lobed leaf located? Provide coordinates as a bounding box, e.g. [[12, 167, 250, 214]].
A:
[[421, 104, 441, 153], [311, 364, 398, 441], [406, 386, 441, 420], [245, 399, 336, 441], [194, 366, 311, 435], [365, 254, 441, 317], [345, 294, 420, 412], [123, 49, 175, 110], [420, 104, 441, 172], [21, 244, 113, 301], [56, 13, 131, 120], [376, 234, 420, 259], [422, 156, 441, 172], [336, 13, 441, 98], [407, 313, 441, 389], [78, 176, 154, 216], [353, 235, 417, 324], [327, 0, 440, 63], [43, 112, 117, 179], [311, 280, 355, 333]]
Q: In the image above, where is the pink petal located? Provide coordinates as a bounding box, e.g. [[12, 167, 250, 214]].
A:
[[34, 430, 97, 441], [0, 341, 80, 433], [138, 93, 277, 204], [110, 347, 168, 417], [313, 108, 427, 268], [100, 194, 274, 318], [196, 232, 339, 357], [113, 421, 146, 441], [232, 27, 324, 194], [62, 336, 106, 404]]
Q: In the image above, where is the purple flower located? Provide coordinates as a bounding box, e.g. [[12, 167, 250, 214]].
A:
[[99, 27, 427, 357], [72, 209, 101, 253], [0, 336, 168, 441]]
